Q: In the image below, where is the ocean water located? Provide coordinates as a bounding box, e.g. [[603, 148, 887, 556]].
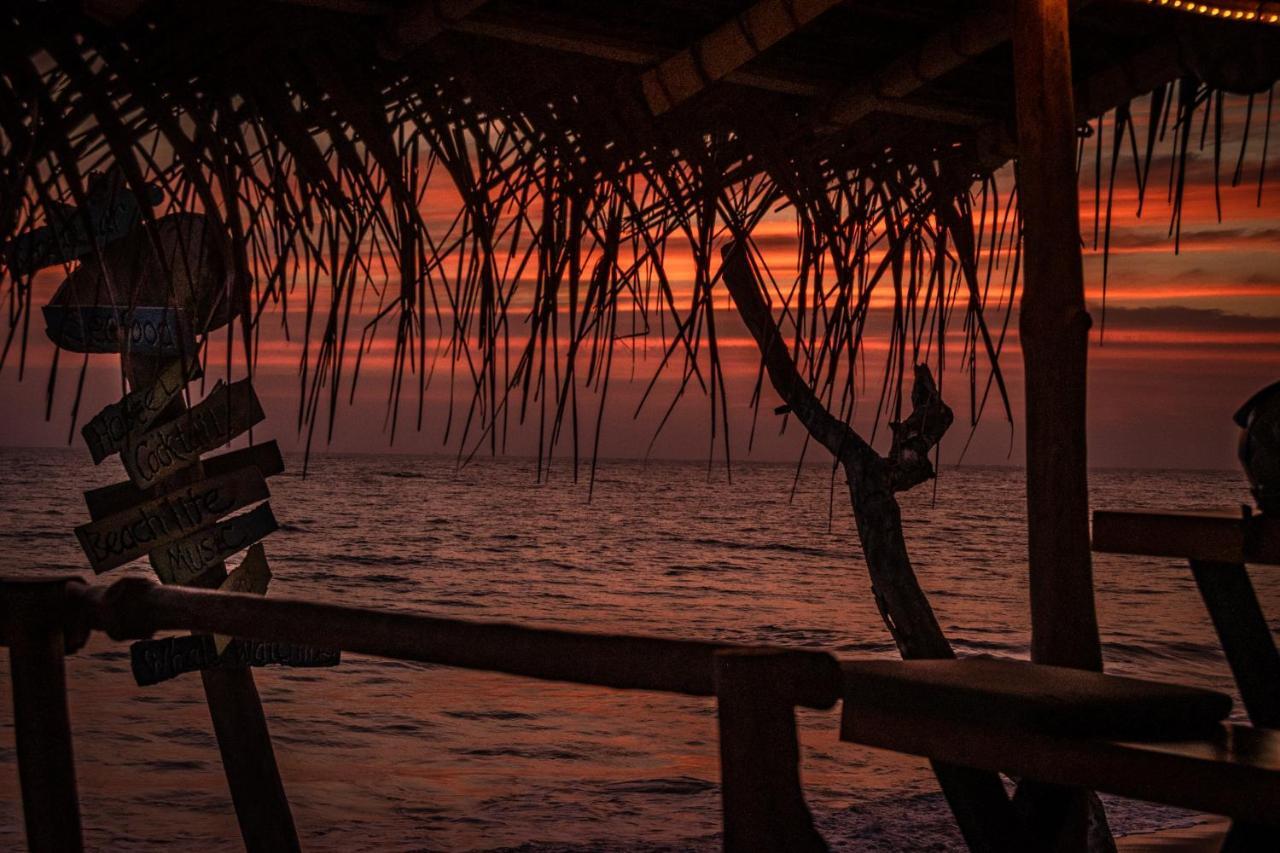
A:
[[0, 448, 1275, 851]]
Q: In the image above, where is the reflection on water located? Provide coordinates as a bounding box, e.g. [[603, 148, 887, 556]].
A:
[[0, 450, 1272, 850]]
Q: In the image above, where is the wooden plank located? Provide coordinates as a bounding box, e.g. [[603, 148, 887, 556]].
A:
[[1093, 510, 1280, 565], [81, 359, 199, 464], [841, 658, 1231, 740], [84, 440, 285, 521], [5, 581, 84, 853], [74, 467, 269, 574], [42, 305, 192, 355], [839, 708, 1280, 827], [150, 503, 278, 586], [1191, 561, 1280, 729], [214, 544, 272, 653], [130, 634, 340, 687], [122, 379, 265, 489], [714, 649, 826, 852]]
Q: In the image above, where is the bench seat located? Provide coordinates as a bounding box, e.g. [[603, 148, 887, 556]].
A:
[[839, 658, 1280, 825]]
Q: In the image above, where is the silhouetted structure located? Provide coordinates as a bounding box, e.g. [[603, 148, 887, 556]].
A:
[[2, 2, 1280, 851]]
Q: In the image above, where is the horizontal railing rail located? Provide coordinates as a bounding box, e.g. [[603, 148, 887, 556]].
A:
[[1, 574, 838, 853], [46, 575, 842, 708]]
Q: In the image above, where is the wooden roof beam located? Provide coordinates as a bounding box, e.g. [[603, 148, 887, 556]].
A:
[[445, 14, 826, 98], [640, 0, 845, 115], [379, 0, 496, 59], [821, 4, 1014, 129], [820, 1, 1099, 131], [969, 38, 1183, 171]]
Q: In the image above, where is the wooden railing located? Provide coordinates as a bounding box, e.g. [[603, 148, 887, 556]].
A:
[[8, 561, 1280, 852], [0, 575, 840, 853]]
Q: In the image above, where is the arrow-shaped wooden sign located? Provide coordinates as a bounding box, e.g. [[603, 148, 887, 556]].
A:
[[131, 634, 340, 687], [215, 544, 272, 653], [84, 440, 285, 520], [43, 305, 193, 355], [123, 378, 264, 489], [151, 502, 278, 586], [4, 169, 162, 274], [74, 466, 269, 574], [82, 358, 200, 464]]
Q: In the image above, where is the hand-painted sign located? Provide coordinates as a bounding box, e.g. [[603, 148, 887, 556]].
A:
[[123, 379, 264, 489], [43, 305, 192, 355], [5, 170, 162, 274], [82, 358, 200, 464], [84, 440, 285, 520], [151, 502, 278, 586], [74, 467, 269, 574], [215, 544, 272, 653], [41, 212, 231, 342], [130, 634, 340, 687]]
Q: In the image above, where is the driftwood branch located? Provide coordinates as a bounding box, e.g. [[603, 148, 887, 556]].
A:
[[720, 242, 1022, 852], [717, 244, 875, 468], [889, 364, 954, 492]]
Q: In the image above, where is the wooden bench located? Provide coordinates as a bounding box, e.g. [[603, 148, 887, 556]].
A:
[[839, 657, 1280, 826], [833, 511, 1280, 849]]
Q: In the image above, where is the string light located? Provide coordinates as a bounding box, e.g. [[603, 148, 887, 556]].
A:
[[1140, 0, 1280, 24]]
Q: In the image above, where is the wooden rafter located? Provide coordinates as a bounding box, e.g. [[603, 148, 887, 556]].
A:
[[447, 14, 824, 98], [821, 4, 1015, 129], [969, 38, 1183, 170], [820, 1, 1100, 131], [379, 0, 495, 59], [640, 0, 844, 115]]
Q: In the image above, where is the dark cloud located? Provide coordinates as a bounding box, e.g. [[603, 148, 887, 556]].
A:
[[1244, 271, 1279, 284], [1088, 304, 1279, 332], [1098, 225, 1280, 249]]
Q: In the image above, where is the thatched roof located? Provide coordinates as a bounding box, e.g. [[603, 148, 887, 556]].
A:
[[2, 0, 1278, 466]]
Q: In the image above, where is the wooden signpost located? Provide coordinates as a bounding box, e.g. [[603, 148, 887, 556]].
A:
[[14, 191, 331, 851]]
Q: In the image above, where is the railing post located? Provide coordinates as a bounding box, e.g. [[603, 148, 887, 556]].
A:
[[713, 649, 827, 853], [4, 579, 84, 853]]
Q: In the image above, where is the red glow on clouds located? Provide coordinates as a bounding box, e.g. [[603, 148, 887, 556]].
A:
[[2, 129, 1278, 469]]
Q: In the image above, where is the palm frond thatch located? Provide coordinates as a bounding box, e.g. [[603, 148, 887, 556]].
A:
[[1, 0, 1277, 479]]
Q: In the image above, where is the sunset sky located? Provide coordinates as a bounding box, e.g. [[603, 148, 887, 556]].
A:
[[2, 113, 1278, 472]]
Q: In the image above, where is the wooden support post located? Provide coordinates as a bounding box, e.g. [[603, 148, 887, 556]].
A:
[[1013, 0, 1102, 674], [5, 580, 84, 853], [1012, 2, 1105, 847], [714, 649, 827, 853], [124, 354, 299, 853], [1190, 560, 1280, 729]]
